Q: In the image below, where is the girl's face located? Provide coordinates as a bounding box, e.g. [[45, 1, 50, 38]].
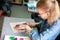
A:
[[37, 8, 50, 20]]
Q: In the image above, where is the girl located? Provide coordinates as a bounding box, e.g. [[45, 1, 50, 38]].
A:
[[17, 0, 60, 40]]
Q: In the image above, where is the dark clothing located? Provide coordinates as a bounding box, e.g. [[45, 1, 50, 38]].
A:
[[31, 13, 51, 34], [0, 0, 5, 10], [0, 2, 3, 10]]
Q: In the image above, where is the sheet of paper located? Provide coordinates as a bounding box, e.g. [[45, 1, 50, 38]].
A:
[[10, 22, 26, 33]]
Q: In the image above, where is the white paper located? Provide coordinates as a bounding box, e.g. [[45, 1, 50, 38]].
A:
[[10, 22, 26, 33]]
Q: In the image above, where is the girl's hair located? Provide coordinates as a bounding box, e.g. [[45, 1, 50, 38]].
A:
[[36, 0, 60, 25]]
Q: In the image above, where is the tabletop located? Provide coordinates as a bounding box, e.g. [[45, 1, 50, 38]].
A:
[[1, 17, 34, 40]]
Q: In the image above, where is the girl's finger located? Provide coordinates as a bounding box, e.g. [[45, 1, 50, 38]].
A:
[[18, 25, 26, 30]]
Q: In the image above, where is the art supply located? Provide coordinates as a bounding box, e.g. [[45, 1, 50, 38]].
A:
[[4, 35, 31, 40], [10, 35, 14, 40], [14, 38, 18, 40]]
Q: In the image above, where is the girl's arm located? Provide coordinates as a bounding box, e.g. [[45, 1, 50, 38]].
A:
[[26, 21, 39, 27], [40, 19, 60, 40], [25, 25, 41, 40], [29, 19, 60, 40]]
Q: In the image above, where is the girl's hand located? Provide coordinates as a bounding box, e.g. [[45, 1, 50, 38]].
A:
[[17, 25, 32, 34], [26, 21, 39, 27], [17, 25, 26, 31]]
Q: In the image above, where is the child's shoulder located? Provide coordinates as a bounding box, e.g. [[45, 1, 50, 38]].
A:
[[57, 19, 60, 22], [56, 19, 60, 25]]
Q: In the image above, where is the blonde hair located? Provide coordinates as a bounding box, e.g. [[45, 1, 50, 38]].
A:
[[36, 0, 60, 25]]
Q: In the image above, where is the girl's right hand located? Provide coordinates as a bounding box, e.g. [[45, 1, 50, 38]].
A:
[[25, 21, 39, 27]]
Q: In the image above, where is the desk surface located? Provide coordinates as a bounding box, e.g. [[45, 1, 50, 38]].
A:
[[1, 17, 34, 40]]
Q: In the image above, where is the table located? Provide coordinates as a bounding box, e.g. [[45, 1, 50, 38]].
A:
[[1, 17, 34, 40]]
